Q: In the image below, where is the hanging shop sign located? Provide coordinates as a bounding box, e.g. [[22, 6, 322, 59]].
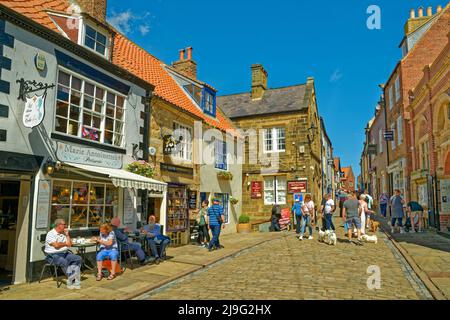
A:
[[35, 180, 51, 229], [441, 179, 450, 213], [288, 181, 307, 194], [384, 130, 394, 141], [251, 181, 263, 199], [56, 142, 123, 169], [189, 191, 197, 210]]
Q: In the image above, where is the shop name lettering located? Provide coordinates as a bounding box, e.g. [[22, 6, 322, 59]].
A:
[[63, 145, 121, 163]]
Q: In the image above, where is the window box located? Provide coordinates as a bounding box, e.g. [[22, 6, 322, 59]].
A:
[[217, 171, 233, 181]]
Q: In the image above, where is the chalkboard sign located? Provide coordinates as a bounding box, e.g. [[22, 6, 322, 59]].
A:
[[189, 191, 197, 210]]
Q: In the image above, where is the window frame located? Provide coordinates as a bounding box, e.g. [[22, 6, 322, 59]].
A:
[[264, 176, 287, 205], [262, 127, 286, 154], [172, 121, 193, 162], [82, 23, 109, 58], [202, 87, 217, 117], [388, 86, 394, 110], [395, 75, 401, 103], [214, 139, 228, 171], [54, 67, 126, 148], [397, 116, 403, 145]]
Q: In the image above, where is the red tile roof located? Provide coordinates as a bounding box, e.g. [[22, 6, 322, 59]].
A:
[[0, 0, 236, 133]]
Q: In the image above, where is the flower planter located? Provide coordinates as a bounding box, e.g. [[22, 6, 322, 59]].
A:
[[236, 223, 252, 234]]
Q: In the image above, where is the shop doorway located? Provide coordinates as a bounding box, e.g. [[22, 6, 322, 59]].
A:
[[0, 181, 20, 286]]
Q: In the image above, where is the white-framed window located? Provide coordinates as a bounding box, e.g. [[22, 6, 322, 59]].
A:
[[83, 24, 108, 57], [391, 123, 396, 150], [389, 86, 394, 109], [55, 69, 125, 147], [379, 129, 383, 153], [173, 122, 193, 161], [51, 179, 119, 229], [264, 176, 287, 205], [263, 127, 286, 153], [395, 75, 401, 102], [397, 116, 403, 145], [215, 139, 228, 171]]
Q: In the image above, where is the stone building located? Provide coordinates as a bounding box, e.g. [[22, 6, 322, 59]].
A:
[[320, 117, 335, 197], [218, 65, 322, 220]]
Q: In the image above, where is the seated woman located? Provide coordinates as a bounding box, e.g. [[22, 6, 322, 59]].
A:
[[143, 215, 170, 262], [93, 223, 119, 281]]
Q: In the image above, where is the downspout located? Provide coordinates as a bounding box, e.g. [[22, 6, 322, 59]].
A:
[[142, 89, 153, 222]]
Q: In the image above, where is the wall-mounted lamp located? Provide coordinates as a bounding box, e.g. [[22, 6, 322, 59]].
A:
[[308, 123, 318, 142], [44, 158, 57, 175]]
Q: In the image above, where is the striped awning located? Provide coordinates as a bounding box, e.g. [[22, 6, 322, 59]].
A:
[[65, 162, 167, 192]]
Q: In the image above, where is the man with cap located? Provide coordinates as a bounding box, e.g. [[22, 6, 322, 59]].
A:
[[291, 197, 303, 235], [206, 198, 225, 252], [110, 217, 153, 265]]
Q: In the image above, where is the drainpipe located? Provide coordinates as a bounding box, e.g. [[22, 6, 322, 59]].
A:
[[142, 90, 153, 222]]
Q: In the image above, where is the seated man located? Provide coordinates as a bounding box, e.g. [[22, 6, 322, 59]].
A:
[[143, 215, 170, 262], [111, 218, 153, 265], [44, 219, 82, 290]]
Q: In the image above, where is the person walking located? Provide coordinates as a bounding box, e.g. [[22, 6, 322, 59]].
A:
[[324, 193, 336, 231], [390, 190, 405, 234], [363, 192, 374, 230], [379, 193, 389, 218], [197, 200, 210, 247], [299, 194, 314, 241], [207, 199, 225, 252], [318, 194, 328, 231], [270, 204, 281, 232], [342, 191, 363, 245], [291, 198, 302, 235], [359, 195, 374, 235]]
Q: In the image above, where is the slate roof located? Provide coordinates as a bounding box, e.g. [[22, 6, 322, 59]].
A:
[[217, 84, 308, 119]]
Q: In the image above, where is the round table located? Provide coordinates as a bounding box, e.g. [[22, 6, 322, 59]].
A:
[[71, 242, 97, 271]]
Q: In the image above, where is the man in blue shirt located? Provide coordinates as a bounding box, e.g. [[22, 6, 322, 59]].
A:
[[144, 215, 171, 262], [291, 198, 302, 235], [207, 199, 225, 252]]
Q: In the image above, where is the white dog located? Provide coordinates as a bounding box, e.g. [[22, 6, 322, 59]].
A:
[[318, 230, 337, 246], [361, 234, 378, 244]]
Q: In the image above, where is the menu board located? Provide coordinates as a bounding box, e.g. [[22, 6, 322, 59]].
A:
[[123, 189, 135, 225], [251, 182, 263, 199], [288, 181, 307, 194], [189, 191, 197, 210], [36, 180, 51, 229]]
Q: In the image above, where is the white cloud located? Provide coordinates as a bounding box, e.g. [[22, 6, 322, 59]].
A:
[[108, 10, 134, 34], [139, 25, 150, 36], [330, 69, 343, 83]]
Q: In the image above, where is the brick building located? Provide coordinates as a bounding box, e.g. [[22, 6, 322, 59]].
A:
[[218, 65, 323, 220], [341, 167, 356, 192]]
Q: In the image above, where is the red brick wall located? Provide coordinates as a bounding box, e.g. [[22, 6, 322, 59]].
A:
[[76, 0, 107, 23]]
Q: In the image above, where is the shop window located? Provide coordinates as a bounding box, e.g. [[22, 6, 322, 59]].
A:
[[55, 69, 125, 147], [166, 186, 188, 232], [214, 193, 229, 224], [51, 180, 119, 229]]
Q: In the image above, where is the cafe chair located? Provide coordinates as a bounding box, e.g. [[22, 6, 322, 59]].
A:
[[117, 241, 135, 269], [96, 244, 126, 277], [39, 246, 63, 288]]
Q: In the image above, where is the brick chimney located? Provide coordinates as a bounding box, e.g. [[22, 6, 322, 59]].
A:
[[251, 64, 268, 100], [404, 6, 437, 35], [76, 0, 107, 23], [173, 47, 197, 79]]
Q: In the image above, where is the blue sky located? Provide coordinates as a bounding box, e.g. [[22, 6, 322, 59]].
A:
[[106, 0, 444, 177]]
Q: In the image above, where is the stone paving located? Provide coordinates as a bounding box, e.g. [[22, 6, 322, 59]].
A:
[[374, 213, 450, 299], [138, 217, 430, 300]]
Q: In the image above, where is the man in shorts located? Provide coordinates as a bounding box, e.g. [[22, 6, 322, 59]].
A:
[[342, 191, 363, 245]]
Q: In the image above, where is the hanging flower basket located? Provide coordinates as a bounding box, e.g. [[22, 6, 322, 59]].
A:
[[126, 160, 155, 178], [217, 171, 233, 181]]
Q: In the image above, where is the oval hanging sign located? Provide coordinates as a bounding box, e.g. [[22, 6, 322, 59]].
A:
[[35, 53, 46, 71]]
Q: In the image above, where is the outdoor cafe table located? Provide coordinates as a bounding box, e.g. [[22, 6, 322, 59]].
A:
[[71, 241, 97, 271], [127, 232, 150, 254]]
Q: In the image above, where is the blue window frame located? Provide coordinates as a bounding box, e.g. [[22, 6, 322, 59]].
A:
[[215, 140, 227, 171], [202, 87, 216, 117]]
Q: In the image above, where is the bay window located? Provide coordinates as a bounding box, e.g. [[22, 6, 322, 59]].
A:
[[55, 69, 125, 147], [263, 127, 286, 153]]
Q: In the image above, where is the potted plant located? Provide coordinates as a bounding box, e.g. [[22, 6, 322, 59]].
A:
[[236, 214, 251, 234], [217, 171, 233, 181], [230, 197, 239, 205], [126, 160, 155, 178]]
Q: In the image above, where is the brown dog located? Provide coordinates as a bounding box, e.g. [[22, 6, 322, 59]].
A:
[[370, 221, 380, 233]]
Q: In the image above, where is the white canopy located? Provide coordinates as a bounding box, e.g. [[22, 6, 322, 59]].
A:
[[65, 162, 167, 192]]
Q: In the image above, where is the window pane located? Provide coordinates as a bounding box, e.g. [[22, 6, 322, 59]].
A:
[[265, 191, 274, 204], [71, 77, 82, 91], [114, 134, 122, 147], [69, 105, 80, 121], [58, 71, 70, 87], [105, 118, 114, 131], [88, 206, 103, 228], [83, 95, 94, 110], [96, 87, 104, 100], [96, 32, 107, 45], [57, 85, 69, 102], [83, 112, 92, 126], [52, 180, 71, 205], [68, 121, 78, 136], [71, 206, 87, 229], [96, 44, 106, 55], [72, 183, 88, 205], [90, 184, 105, 205], [92, 116, 101, 129], [86, 25, 96, 39], [107, 92, 115, 104], [104, 131, 113, 145], [106, 104, 115, 117], [114, 120, 123, 133], [70, 91, 81, 106], [56, 101, 69, 117], [104, 207, 115, 223], [115, 107, 124, 120], [84, 82, 94, 96], [95, 99, 104, 113], [105, 186, 119, 205], [51, 206, 70, 226], [55, 117, 67, 133], [85, 36, 95, 49], [116, 96, 124, 108]]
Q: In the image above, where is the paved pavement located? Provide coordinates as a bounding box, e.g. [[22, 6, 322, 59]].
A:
[[0, 232, 283, 300], [373, 213, 450, 299], [137, 217, 431, 300]]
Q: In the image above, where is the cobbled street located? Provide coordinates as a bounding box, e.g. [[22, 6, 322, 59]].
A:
[[137, 219, 432, 300]]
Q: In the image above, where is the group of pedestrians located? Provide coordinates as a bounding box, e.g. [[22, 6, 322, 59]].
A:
[[196, 199, 226, 252]]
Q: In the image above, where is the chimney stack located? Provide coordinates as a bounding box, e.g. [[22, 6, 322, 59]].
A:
[[251, 64, 268, 100], [173, 47, 197, 79], [427, 6, 433, 16], [437, 5, 443, 13], [76, 0, 107, 23], [418, 7, 424, 17], [410, 8, 416, 19]]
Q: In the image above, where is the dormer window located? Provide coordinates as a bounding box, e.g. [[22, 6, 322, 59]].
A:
[[183, 83, 202, 106], [83, 24, 108, 57], [203, 87, 216, 117]]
